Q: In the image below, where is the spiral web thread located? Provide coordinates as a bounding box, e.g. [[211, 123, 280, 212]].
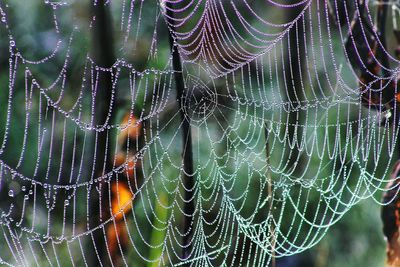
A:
[[0, 0, 398, 266]]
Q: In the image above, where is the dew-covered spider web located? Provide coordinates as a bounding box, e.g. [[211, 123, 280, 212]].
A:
[[0, 0, 399, 266]]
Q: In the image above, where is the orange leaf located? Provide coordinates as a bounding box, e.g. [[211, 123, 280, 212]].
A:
[[111, 182, 134, 221]]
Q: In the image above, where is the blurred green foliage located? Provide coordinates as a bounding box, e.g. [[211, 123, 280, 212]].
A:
[[0, 1, 391, 266]]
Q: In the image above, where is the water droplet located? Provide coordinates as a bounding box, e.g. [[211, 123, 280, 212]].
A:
[[8, 190, 14, 197]]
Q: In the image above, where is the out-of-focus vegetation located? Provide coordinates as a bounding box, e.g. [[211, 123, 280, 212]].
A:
[[0, 1, 391, 266]]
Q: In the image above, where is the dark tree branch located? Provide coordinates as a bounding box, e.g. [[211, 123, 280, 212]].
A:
[[376, 0, 390, 76], [165, 5, 196, 264], [375, 0, 400, 159], [89, 0, 116, 265]]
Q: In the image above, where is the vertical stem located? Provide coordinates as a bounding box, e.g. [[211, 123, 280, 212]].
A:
[[165, 5, 195, 263], [89, 0, 116, 265]]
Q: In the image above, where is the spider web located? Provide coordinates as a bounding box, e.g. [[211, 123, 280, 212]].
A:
[[0, 0, 398, 266]]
